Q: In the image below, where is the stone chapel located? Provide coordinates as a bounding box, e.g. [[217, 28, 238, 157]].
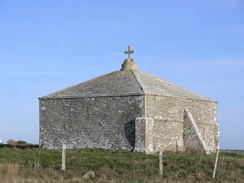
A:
[[39, 46, 220, 154]]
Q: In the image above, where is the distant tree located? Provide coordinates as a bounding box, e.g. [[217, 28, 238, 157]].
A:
[[7, 139, 17, 145], [17, 140, 27, 144]]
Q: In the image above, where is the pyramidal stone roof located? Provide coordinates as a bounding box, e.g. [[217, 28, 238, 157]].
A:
[[41, 47, 216, 102]]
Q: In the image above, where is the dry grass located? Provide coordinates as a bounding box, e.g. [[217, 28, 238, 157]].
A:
[[0, 147, 243, 182]]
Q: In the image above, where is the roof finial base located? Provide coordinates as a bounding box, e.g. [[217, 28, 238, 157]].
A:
[[121, 59, 138, 71]]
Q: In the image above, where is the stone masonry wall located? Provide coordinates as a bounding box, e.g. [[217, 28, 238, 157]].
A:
[[184, 108, 209, 154], [39, 96, 144, 150], [154, 119, 185, 152], [145, 95, 218, 153]]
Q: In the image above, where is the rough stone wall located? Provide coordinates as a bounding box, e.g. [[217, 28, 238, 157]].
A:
[[144, 95, 218, 153], [154, 119, 185, 152], [39, 96, 144, 150], [196, 123, 220, 152], [184, 108, 209, 154], [134, 117, 153, 153]]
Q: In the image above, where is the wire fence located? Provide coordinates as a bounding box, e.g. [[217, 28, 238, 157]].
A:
[[220, 149, 244, 155], [1, 145, 243, 173], [0, 145, 160, 173], [1, 146, 244, 182]]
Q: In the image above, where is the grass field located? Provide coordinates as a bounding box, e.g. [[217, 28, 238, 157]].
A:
[[0, 146, 243, 182]]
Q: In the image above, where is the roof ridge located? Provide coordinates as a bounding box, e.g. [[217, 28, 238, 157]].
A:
[[131, 70, 145, 93], [40, 70, 144, 99], [40, 69, 216, 102], [133, 70, 216, 102]]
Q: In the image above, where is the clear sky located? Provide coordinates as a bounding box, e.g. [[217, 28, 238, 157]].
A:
[[0, 0, 243, 150]]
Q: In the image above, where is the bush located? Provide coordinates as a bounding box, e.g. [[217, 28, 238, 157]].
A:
[[7, 139, 17, 145], [17, 140, 27, 145], [7, 140, 27, 145]]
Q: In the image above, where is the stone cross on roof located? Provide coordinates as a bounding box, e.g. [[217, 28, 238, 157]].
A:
[[124, 46, 135, 59]]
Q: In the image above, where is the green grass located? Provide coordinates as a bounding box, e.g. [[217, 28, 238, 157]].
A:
[[0, 147, 243, 182]]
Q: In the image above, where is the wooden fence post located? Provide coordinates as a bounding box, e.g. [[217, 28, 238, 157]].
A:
[[62, 144, 66, 171], [159, 145, 163, 175], [212, 145, 220, 178]]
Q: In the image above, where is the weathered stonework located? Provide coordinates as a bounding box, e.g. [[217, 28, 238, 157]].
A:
[[39, 57, 220, 154], [184, 108, 209, 154], [121, 59, 138, 71], [142, 95, 219, 153], [40, 96, 144, 150]]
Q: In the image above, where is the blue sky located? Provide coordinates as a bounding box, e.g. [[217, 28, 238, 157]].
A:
[[0, 0, 243, 150]]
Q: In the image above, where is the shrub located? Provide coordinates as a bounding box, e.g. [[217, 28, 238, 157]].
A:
[[17, 140, 27, 145], [7, 139, 17, 145]]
